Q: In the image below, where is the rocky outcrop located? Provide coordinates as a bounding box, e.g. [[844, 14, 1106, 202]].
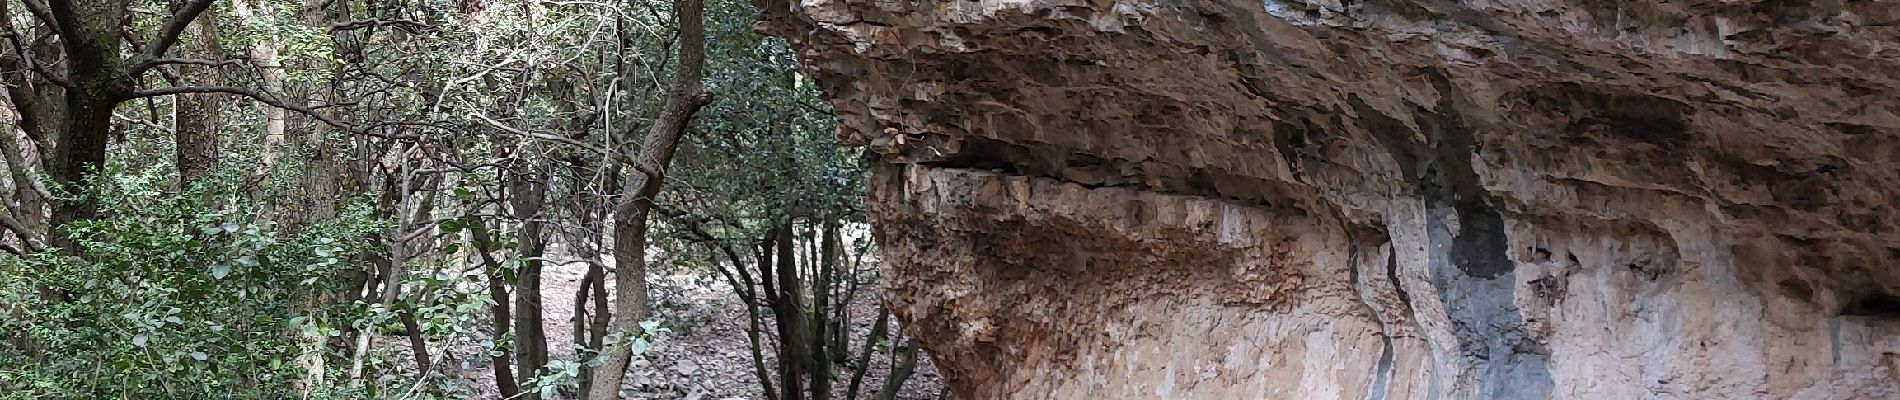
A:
[[756, 1, 1900, 398]]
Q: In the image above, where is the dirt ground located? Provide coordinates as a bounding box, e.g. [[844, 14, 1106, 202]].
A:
[[434, 250, 947, 399]]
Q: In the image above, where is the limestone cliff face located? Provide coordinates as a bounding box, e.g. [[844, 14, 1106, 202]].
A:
[[756, 1, 1900, 398]]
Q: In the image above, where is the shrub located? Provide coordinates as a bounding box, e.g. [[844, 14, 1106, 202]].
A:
[[0, 167, 381, 398]]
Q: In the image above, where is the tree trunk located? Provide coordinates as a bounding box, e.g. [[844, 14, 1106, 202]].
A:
[[871, 338, 920, 400], [511, 159, 550, 397], [470, 220, 521, 398], [48, 96, 119, 249], [810, 220, 840, 400], [572, 262, 602, 399], [33, 0, 218, 250], [399, 302, 432, 375], [572, 127, 615, 400], [585, 0, 710, 397], [47, 0, 134, 244], [173, 4, 222, 184], [845, 306, 890, 400], [0, 105, 46, 240], [0, 7, 52, 241], [771, 223, 810, 400]]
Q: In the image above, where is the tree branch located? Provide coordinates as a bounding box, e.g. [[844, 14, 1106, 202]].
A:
[[0, 2, 68, 87], [136, 0, 219, 69], [328, 18, 428, 33], [470, 111, 636, 165], [142, 56, 247, 68], [0, 211, 44, 253], [131, 84, 343, 124], [120, 85, 418, 141], [16, 0, 55, 31]]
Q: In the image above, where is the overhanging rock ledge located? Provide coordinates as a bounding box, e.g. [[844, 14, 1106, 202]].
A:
[[757, 1, 1900, 398]]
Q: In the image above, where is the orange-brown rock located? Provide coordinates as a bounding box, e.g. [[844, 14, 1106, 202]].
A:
[[758, 1, 1900, 398]]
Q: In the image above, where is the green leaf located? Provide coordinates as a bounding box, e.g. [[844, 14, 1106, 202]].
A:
[[210, 263, 232, 280], [439, 218, 466, 234], [189, 351, 208, 361], [131, 334, 148, 348]]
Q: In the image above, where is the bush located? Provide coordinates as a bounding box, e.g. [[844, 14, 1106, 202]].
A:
[[0, 167, 382, 398]]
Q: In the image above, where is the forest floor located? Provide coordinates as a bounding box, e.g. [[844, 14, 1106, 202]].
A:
[[435, 251, 947, 399]]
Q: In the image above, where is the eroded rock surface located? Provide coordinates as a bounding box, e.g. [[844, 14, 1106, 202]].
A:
[[756, 1, 1900, 398]]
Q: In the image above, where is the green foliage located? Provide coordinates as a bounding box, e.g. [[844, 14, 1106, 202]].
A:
[[1, 0, 914, 396], [662, 0, 864, 242], [0, 167, 382, 398]]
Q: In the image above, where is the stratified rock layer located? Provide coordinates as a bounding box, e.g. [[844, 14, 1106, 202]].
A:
[[757, 1, 1900, 398]]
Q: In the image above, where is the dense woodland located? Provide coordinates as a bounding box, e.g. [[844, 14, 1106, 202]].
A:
[[0, 0, 931, 398]]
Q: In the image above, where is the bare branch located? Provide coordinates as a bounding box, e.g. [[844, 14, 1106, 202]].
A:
[[16, 0, 55, 31], [328, 18, 428, 33], [0, 211, 44, 253], [0, 1, 68, 87], [127, 85, 416, 140], [469, 111, 635, 164], [128, 85, 348, 128], [143, 56, 247, 68], [112, 112, 175, 135], [136, 0, 219, 69]]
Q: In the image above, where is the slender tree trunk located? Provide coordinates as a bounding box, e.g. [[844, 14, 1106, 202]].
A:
[[0, 111, 45, 238], [511, 159, 550, 397], [810, 220, 840, 400], [585, 0, 710, 397], [277, 0, 347, 235], [237, 12, 287, 172], [771, 223, 810, 400], [572, 131, 616, 399], [173, 4, 222, 184], [871, 338, 920, 400], [399, 302, 431, 374], [353, 148, 426, 381], [845, 306, 890, 400], [741, 274, 780, 400], [0, 12, 51, 241], [585, 261, 610, 383], [831, 250, 863, 363], [572, 263, 599, 398], [470, 220, 521, 398]]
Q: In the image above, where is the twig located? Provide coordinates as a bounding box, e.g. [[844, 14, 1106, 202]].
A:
[[128, 85, 346, 127], [469, 111, 634, 164]]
